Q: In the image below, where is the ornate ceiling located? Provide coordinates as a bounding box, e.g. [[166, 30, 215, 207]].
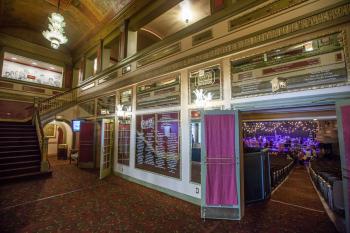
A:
[[0, 0, 132, 51]]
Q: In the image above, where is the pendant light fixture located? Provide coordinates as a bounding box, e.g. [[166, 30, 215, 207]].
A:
[[42, 0, 68, 49]]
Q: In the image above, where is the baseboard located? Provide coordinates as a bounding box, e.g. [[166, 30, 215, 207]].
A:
[[114, 171, 201, 206]]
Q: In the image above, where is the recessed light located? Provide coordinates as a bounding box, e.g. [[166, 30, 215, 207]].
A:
[[6, 112, 11, 115], [49, 67, 55, 70], [313, 119, 318, 121], [11, 57, 17, 60], [32, 62, 37, 65]]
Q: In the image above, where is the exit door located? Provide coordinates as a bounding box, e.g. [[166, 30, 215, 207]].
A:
[[99, 119, 114, 179]]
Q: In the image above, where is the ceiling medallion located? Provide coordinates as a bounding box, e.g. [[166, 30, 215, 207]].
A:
[[42, 0, 68, 49]]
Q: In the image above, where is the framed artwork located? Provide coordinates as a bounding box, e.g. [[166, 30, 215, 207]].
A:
[[44, 124, 56, 138]]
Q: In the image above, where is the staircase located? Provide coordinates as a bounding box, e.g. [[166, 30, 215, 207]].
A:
[[0, 121, 51, 184]]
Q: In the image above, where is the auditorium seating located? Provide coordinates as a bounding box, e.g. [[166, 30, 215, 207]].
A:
[[309, 159, 344, 216], [269, 155, 294, 188]]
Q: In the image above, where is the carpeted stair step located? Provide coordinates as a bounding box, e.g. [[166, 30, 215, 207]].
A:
[[0, 127, 36, 133], [0, 140, 38, 147], [0, 136, 38, 142], [0, 149, 40, 157], [0, 171, 52, 184], [0, 131, 37, 136], [0, 160, 41, 170], [0, 165, 41, 177], [0, 122, 32, 126], [0, 145, 39, 152], [0, 154, 41, 163]]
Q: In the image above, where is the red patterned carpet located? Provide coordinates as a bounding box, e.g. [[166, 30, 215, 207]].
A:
[[0, 161, 337, 233]]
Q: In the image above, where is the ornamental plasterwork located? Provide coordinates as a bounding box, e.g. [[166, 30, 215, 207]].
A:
[[229, 0, 309, 31], [134, 3, 350, 83]]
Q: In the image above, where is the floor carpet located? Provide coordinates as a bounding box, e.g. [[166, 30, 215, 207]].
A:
[[0, 162, 337, 233]]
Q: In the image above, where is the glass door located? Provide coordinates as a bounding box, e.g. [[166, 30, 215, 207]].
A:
[[336, 100, 350, 232], [99, 119, 114, 179], [201, 110, 243, 220]]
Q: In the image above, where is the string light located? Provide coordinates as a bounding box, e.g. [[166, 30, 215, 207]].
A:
[[243, 120, 319, 136]]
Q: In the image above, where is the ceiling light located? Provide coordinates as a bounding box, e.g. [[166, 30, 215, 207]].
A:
[[49, 67, 55, 70], [32, 62, 37, 65], [42, 0, 68, 49], [11, 57, 17, 60], [180, 1, 192, 24]]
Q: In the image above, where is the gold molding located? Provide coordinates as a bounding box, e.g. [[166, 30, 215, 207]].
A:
[[133, 3, 350, 83], [137, 42, 181, 67], [229, 0, 309, 31], [192, 30, 213, 46]]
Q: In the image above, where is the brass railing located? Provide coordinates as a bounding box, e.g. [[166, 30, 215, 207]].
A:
[[32, 99, 50, 172], [38, 87, 78, 115]]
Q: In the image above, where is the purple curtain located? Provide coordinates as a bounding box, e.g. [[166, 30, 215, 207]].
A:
[[341, 105, 350, 219], [205, 114, 238, 206]]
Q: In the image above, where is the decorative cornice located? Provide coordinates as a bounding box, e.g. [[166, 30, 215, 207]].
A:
[[137, 42, 181, 67], [132, 3, 350, 83], [192, 30, 213, 46]]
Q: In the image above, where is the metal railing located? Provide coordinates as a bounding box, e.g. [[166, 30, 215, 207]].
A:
[[38, 87, 79, 116], [32, 99, 50, 172]]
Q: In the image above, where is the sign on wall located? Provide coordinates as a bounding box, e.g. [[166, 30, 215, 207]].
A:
[[231, 33, 347, 98], [118, 88, 132, 112], [136, 76, 180, 109], [2, 60, 63, 88], [135, 112, 180, 178], [189, 65, 222, 104]]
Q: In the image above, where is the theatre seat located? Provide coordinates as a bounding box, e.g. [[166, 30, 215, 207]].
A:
[[333, 181, 344, 212]]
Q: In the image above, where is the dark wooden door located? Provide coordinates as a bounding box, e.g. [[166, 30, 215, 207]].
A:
[[79, 121, 95, 168]]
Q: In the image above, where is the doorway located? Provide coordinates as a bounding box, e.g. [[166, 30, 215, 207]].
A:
[[43, 120, 73, 166], [241, 105, 346, 232]]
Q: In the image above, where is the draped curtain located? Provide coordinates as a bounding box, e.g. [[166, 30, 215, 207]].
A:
[[205, 114, 238, 206]]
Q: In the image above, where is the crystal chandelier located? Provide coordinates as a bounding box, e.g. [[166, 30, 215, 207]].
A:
[[42, 1, 68, 49]]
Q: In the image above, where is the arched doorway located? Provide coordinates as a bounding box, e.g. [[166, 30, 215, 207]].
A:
[[43, 120, 73, 166]]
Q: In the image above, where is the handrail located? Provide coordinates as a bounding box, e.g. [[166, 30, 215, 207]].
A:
[[32, 98, 50, 171], [38, 87, 78, 116]]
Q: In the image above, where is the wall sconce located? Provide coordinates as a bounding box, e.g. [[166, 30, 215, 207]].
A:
[[116, 104, 132, 118], [193, 88, 212, 108], [271, 77, 287, 92]]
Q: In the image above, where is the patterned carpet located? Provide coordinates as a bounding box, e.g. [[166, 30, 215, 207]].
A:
[[0, 161, 337, 233]]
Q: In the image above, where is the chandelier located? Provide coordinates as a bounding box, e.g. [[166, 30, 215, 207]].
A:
[[42, 0, 68, 49]]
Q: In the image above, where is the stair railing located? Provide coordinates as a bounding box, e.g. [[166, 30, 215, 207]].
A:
[[32, 98, 50, 172], [38, 87, 79, 116]]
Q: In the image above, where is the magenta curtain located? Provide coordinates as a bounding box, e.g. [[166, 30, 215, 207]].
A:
[[205, 114, 238, 206], [341, 105, 350, 219]]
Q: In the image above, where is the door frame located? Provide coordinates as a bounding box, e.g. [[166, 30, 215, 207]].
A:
[[99, 118, 115, 179], [336, 99, 350, 233]]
